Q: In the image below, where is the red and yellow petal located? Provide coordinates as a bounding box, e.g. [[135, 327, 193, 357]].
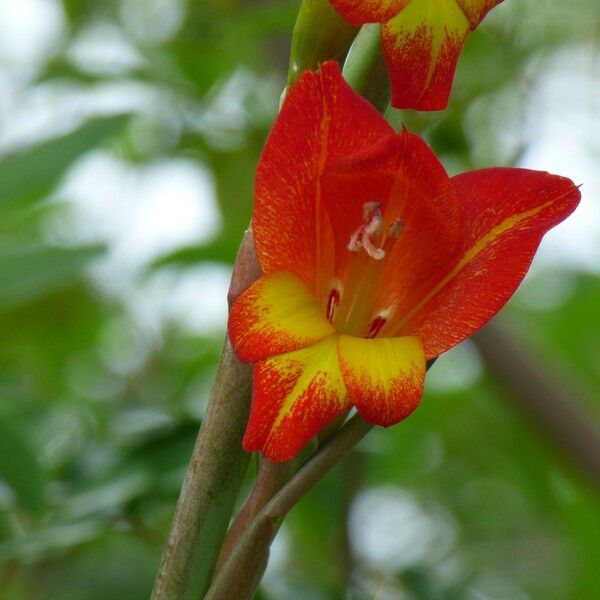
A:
[[253, 61, 393, 299], [456, 0, 504, 27], [228, 272, 335, 363], [330, 0, 504, 110], [338, 335, 425, 425], [381, 0, 470, 110], [395, 168, 581, 358], [331, 0, 502, 27], [243, 336, 348, 462], [330, 0, 410, 24]]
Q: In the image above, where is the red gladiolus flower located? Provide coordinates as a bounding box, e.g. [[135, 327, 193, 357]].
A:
[[329, 0, 504, 110], [228, 62, 580, 462]]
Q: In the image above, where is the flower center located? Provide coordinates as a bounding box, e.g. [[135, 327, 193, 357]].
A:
[[327, 202, 404, 338]]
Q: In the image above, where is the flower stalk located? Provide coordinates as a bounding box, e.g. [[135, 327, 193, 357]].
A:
[[151, 232, 261, 600]]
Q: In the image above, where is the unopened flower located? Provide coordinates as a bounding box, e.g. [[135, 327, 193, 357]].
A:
[[330, 0, 504, 110]]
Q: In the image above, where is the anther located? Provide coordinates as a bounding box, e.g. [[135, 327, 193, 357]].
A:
[[388, 218, 404, 238], [366, 315, 387, 338], [361, 233, 385, 260], [326, 285, 341, 323], [365, 309, 392, 338]]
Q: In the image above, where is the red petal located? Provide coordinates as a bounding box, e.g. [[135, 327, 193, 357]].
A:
[[228, 272, 335, 363], [394, 168, 581, 357], [243, 337, 348, 462], [338, 335, 425, 425], [330, 0, 502, 27], [253, 61, 393, 301]]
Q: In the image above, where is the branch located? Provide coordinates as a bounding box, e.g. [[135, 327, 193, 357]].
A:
[[204, 414, 373, 600], [474, 320, 600, 490]]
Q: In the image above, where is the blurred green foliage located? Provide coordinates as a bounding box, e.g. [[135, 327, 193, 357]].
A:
[[0, 1, 598, 599]]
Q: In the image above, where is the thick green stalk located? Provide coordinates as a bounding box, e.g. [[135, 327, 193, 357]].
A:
[[151, 232, 261, 600]]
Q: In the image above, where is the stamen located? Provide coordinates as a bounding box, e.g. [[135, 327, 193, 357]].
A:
[[366, 315, 387, 338], [326, 285, 341, 323], [388, 218, 404, 238], [347, 229, 363, 252], [365, 309, 393, 338]]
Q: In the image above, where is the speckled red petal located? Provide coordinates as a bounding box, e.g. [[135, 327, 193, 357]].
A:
[[243, 337, 348, 462]]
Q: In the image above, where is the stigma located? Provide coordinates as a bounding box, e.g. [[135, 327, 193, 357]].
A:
[[347, 203, 404, 260], [347, 202, 385, 259]]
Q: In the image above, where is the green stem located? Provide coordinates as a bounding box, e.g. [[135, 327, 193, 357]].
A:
[[214, 459, 293, 573], [151, 232, 261, 600]]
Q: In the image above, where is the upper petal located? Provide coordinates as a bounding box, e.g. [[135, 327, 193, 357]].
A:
[[456, 0, 504, 27], [393, 168, 581, 358], [243, 336, 348, 462], [253, 61, 394, 300], [228, 272, 335, 363], [338, 335, 425, 425], [330, 0, 504, 110], [330, 0, 411, 24], [330, 0, 503, 27], [381, 0, 470, 110]]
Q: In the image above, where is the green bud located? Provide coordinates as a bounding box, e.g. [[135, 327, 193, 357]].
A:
[[287, 0, 358, 88]]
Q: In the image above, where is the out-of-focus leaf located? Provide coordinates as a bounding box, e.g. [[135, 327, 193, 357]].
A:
[[0, 519, 104, 562], [149, 234, 236, 269], [38, 59, 110, 84], [0, 115, 130, 208], [33, 534, 157, 600], [0, 419, 46, 514], [0, 244, 105, 308], [62, 470, 152, 520]]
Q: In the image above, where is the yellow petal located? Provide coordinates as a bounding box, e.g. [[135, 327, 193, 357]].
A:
[[228, 272, 335, 363], [338, 335, 425, 425]]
